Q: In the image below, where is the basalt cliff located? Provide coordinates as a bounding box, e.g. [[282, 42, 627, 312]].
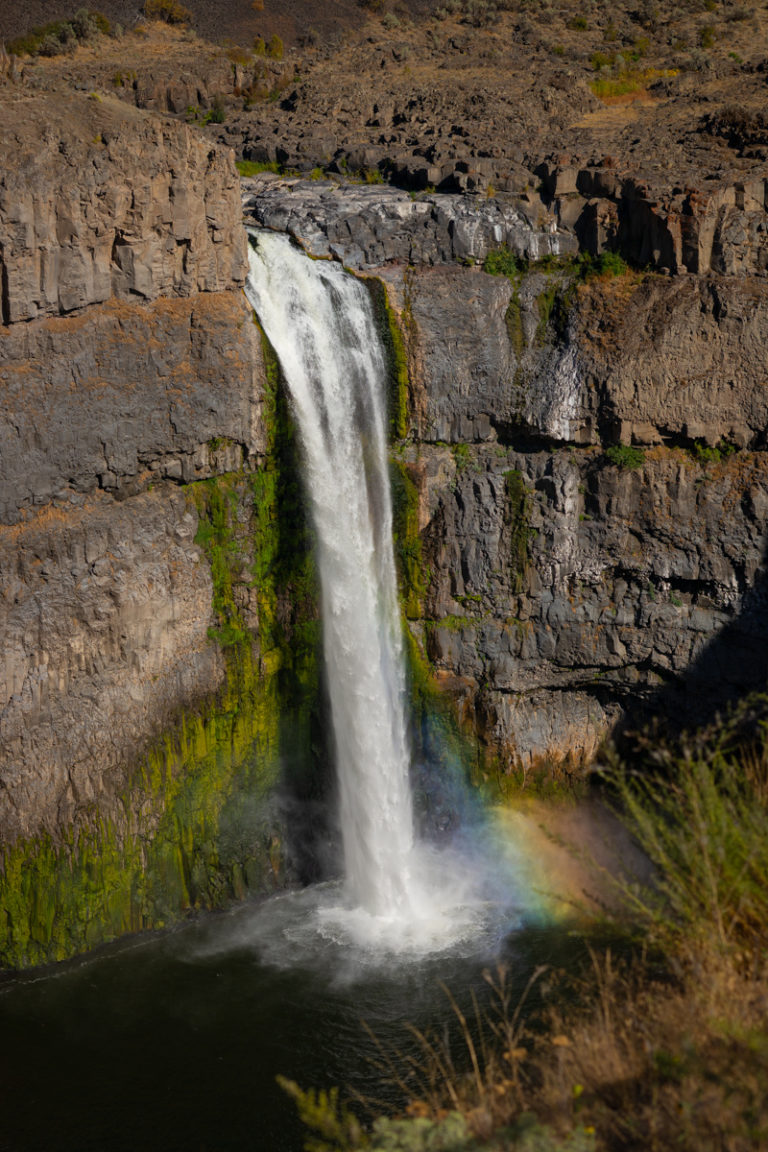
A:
[[1, 5, 768, 966]]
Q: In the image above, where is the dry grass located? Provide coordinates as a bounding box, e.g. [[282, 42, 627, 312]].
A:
[[534, 949, 768, 1151], [284, 703, 768, 1150]]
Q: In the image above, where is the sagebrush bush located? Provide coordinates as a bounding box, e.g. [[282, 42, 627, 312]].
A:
[[7, 8, 110, 56], [143, 0, 192, 25]]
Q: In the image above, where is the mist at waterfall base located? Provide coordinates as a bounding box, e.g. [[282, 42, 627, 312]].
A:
[[242, 229, 538, 966]]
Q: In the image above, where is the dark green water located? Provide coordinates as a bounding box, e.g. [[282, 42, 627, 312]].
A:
[[0, 882, 579, 1152]]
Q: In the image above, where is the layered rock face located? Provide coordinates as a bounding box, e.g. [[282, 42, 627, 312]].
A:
[[0, 89, 245, 324], [0, 90, 307, 966], [245, 178, 767, 774], [386, 261, 768, 772], [0, 89, 260, 826], [3, 78, 768, 965]]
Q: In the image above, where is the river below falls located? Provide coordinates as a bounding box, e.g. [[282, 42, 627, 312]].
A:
[[0, 878, 601, 1152]]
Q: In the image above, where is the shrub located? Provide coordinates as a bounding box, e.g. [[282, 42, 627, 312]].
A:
[[464, 0, 499, 27], [226, 45, 253, 65], [590, 250, 628, 277], [143, 0, 192, 24], [267, 33, 283, 59], [589, 49, 615, 70], [71, 8, 105, 38], [699, 23, 716, 48], [690, 438, 736, 465], [605, 444, 645, 470], [482, 245, 525, 278], [208, 96, 226, 124], [38, 31, 68, 55], [621, 35, 649, 63], [7, 9, 110, 56]]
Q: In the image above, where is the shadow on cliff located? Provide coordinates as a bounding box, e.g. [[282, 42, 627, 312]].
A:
[[612, 543, 768, 752], [267, 376, 339, 889]]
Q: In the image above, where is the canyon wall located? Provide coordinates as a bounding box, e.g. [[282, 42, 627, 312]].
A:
[[246, 177, 768, 779], [391, 263, 768, 777], [3, 96, 768, 965], [0, 91, 324, 967]]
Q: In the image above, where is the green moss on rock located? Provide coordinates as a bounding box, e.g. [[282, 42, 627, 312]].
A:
[[390, 457, 427, 620], [0, 330, 321, 971], [504, 469, 532, 593], [365, 277, 410, 440]]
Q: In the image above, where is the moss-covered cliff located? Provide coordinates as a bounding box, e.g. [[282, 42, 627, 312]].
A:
[[0, 329, 324, 969]]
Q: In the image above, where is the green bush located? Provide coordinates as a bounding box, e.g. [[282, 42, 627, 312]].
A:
[[605, 444, 645, 470], [690, 439, 737, 465], [597, 251, 627, 276], [482, 245, 525, 278]]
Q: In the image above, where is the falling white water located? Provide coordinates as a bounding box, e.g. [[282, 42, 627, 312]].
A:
[[245, 231, 417, 923], [243, 231, 532, 957]]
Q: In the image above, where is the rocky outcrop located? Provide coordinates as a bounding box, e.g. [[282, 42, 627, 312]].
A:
[[541, 160, 768, 277], [0, 88, 246, 324], [243, 176, 576, 269], [410, 442, 768, 773]]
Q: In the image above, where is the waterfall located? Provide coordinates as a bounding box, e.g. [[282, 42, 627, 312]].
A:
[[244, 231, 417, 922]]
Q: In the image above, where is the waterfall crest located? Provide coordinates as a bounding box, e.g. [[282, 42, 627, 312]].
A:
[[245, 231, 417, 921]]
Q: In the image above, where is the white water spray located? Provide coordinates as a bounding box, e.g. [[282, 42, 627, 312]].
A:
[[244, 232, 529, 958], [245, 231, 418, 922]]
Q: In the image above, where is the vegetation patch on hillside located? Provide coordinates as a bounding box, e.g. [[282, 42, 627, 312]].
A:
[[7, 7, 111, 56]]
